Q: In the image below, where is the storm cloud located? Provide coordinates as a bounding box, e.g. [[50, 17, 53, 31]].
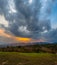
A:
[[0, 0, 57, 42]]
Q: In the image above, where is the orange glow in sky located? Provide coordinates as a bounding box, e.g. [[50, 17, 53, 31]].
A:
[[0, 29, 45, 43], [16, 37, 32, 43], [0, 29, 11, 37], [0, 29, 32, 43]]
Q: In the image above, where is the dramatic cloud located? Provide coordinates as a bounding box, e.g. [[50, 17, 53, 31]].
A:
[[43, 29, 57, 42], [0, 0, 57, 42]]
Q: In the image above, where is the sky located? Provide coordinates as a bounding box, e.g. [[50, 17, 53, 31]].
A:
[[0, 0, 57, 43]]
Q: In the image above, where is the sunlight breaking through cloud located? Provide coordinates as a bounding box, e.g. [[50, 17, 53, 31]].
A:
[[29, 0, 32, 4], [7, 0, 17, 14]]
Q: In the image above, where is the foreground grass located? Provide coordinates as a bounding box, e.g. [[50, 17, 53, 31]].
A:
[[0, 52, 57, 65]]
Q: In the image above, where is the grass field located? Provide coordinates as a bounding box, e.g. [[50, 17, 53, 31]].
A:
[[0, 52, 57, 65]]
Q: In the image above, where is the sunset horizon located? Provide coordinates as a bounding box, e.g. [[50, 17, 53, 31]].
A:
[[0, 0, 57, 65]]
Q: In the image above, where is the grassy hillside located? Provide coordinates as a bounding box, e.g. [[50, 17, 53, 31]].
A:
[[0, 52, 57, 65]]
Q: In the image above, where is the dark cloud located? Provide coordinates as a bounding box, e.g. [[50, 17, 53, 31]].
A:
[[43, 29, 57, 42], [0, 0, 57, 42]]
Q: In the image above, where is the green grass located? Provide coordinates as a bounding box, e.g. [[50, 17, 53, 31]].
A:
[[0, 52, 57, 65]]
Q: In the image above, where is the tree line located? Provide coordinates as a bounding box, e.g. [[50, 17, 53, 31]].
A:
[[0, 43, 57, 53]]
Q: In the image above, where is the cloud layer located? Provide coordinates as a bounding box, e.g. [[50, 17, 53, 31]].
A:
[[0, 0, 57, 42]]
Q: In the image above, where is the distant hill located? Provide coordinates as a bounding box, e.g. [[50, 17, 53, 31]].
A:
[[0, 42, 57, 53]]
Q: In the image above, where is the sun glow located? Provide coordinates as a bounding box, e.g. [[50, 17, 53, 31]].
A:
[[16, 37, 32, 43], [0, 29, 11, 38], [0, 29, 32, 43]]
